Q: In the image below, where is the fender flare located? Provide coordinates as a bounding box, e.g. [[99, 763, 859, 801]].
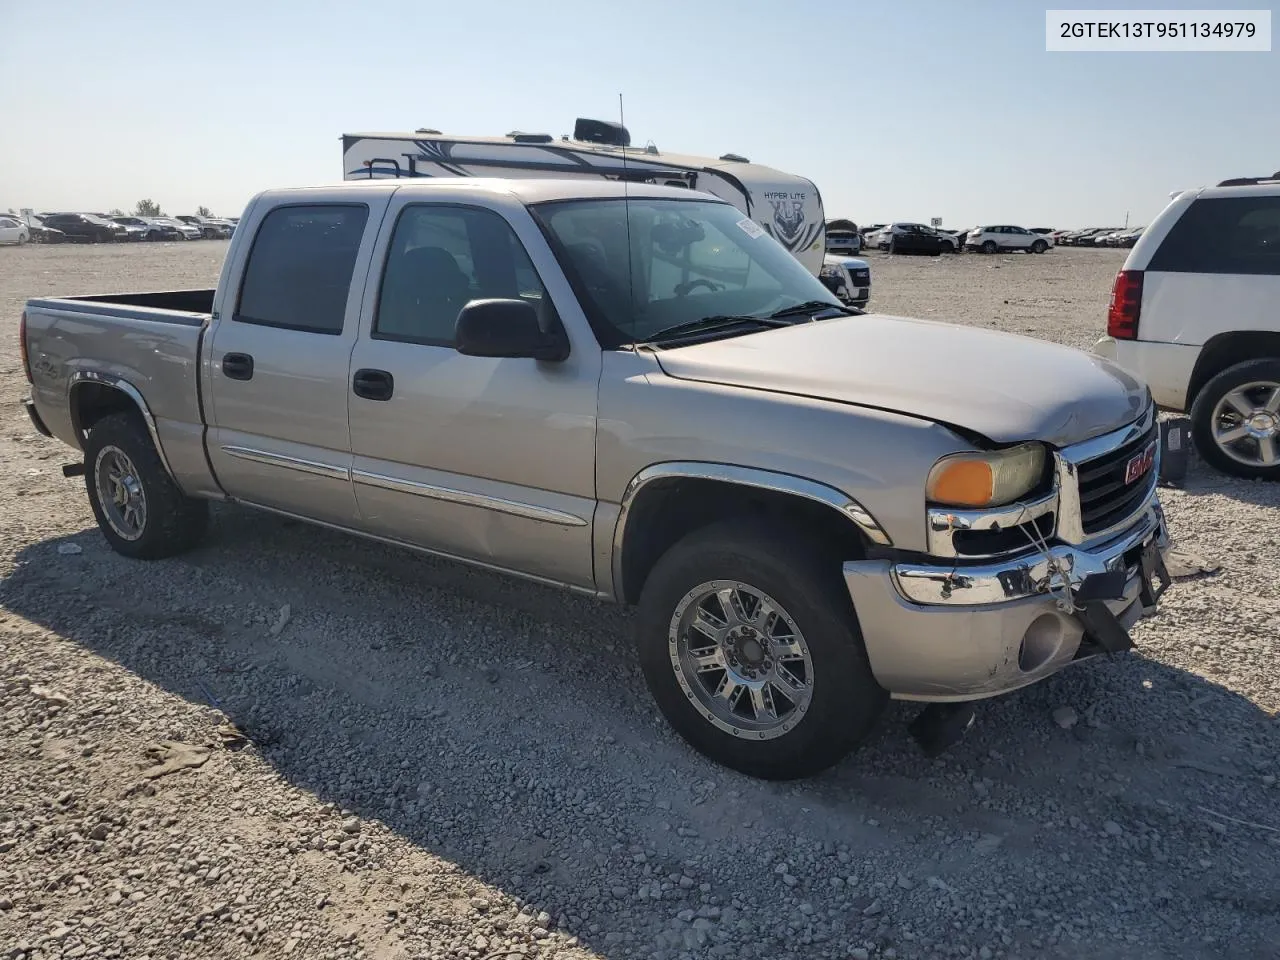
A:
[[68, 370, 179, 484], [609, 461, 892, 601]]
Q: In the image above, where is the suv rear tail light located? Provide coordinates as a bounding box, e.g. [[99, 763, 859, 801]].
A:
[[19, 310, 32, 383], [1107, 269, 1143, 339]]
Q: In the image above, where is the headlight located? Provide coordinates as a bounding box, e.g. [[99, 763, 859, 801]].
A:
[[926, 442, 1048, 508]]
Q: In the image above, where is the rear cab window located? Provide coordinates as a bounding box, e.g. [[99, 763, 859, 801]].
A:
[[1149, 195, 1280, 276], [234, 204, 370, 334]]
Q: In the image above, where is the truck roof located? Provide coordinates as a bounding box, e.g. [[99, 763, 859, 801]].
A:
[[256, 177, 729, 205]]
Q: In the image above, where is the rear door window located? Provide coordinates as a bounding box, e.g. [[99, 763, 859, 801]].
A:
[[235, 204, 369, 334], [1149, 196, 1280, 275]]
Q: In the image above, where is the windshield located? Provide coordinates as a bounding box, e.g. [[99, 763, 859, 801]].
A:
[[531, 198, 842, 346]]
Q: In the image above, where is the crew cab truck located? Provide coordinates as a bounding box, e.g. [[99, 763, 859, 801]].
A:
[[21, 178, 1172, 780]]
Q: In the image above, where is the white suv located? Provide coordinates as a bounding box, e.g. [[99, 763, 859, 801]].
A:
[[1093, 174, 1280, 480], [965, 225, 1052, 254]]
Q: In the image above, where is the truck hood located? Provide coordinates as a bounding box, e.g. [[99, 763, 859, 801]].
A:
[[652, 314, 1149, 448]]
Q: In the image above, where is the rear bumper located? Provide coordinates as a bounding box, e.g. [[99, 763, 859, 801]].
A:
[[844, 501, 1169, 702], [23, 397, 52, 438]]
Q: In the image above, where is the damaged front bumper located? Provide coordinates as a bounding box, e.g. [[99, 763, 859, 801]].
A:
[[843, 501, 1170, 702]]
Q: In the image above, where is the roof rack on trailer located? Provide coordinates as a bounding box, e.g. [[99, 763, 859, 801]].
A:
[[1216, 171, 1280, 186]]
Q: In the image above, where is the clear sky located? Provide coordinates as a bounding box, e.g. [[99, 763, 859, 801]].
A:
[[1, 0, 1276, 229]]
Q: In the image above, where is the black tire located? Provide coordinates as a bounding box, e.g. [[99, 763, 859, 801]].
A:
[[981, 240, 997, 254], [1031, 239, 1048, 254], [636, 518, 887, 780], [84, 412, 209, 559], [1189, 358, 1280, 481]]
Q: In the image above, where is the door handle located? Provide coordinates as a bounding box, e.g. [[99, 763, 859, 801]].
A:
[[352, 368, 394, 401], [222, 352, 254, 380]]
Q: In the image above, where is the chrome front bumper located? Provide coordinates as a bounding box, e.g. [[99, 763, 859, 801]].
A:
[[844, 501, 1169, 703]]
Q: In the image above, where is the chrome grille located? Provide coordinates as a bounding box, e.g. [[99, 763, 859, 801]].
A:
[[1076, 420, 1158, 534]]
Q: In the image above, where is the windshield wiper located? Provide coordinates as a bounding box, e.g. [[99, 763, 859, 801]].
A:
[[639, 314, 792, 345], [768, 300, 857, 319]]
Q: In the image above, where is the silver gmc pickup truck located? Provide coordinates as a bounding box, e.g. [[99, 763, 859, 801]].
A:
[[21, 179, 1172, 779]]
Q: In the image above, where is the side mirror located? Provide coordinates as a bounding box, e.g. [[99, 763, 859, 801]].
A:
[[454, 298, 569, 362]]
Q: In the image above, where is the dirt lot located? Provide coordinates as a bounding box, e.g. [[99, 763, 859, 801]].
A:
[[1, 242, 1277, 960]]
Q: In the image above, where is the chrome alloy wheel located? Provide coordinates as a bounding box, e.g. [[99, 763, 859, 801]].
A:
[[1211, 380, 1280, 469], [95, 445, 148, 541], [668, 581, 814, 740]]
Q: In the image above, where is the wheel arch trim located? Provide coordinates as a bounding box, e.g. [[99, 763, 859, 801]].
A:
[[1187, 332, 1280, 409], [67, 370, 179, 485], [609, 462, 892, 602]]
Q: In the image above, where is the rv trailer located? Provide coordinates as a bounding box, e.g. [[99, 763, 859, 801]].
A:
[[341, 118, 828, 277]]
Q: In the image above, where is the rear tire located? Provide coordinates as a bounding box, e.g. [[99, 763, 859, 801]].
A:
[[636, 518, 887, 780], [1190, 359, 1280, 481], [981, 240, 997, 254], [84, 412, 209, 559]]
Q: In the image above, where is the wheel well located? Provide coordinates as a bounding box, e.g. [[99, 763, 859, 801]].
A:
[[1188, 331, 1280, 407], [69, 382, 145, 447], [617, 478, 871, 605]]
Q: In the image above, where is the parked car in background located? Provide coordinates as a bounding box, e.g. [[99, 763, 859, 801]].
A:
[[24, 216, 67, 244], [861, 224, 886, 247], [39, 213, 128, 243], [1098, 229, 1144, 248], [1095, 174, 1280, 480], [176, 215, 231, 239], [108, 217, 149, 242], [1075, 228, 1122, 247], [150, 217, 202, 240], [0, 215, 31, 245], [1030, 227, 1054, 235], [879, 222, 958, 254], [820, 254, 873, 309], [825, 218, 862, 255], [938, 228, 968, 251], [111, 216, 181, 241], [966, 225, 1052, 254]]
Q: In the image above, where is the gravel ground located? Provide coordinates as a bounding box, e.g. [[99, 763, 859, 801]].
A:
[[1, 242, 1278, 960]]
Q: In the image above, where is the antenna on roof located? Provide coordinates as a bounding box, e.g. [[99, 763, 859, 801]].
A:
[[620, 93, 636, 339]]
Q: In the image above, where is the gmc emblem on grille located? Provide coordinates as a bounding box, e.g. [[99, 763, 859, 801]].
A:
[[1125, 441, 1157, 485]]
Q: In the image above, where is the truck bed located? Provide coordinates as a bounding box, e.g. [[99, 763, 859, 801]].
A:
[[23, 289, 221, 499], [34, 289, 216, 322]]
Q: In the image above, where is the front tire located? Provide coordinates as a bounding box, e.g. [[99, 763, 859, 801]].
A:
[[1190, 359, 1280, 481], [636, 518, 887, 780], [84, 413, 209, 559], [1031, 239, 1048, 254]]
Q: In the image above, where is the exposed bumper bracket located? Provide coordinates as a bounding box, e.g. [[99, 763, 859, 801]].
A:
[[908, 702, 977, 757]]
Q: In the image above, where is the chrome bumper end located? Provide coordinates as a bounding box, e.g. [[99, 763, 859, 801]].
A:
[[844, 502, 1169, 703]]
